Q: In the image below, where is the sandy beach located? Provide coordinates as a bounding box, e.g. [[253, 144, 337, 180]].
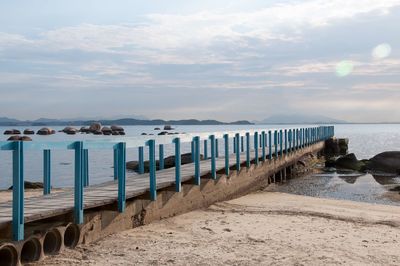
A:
[[36, 191, 400, 266]]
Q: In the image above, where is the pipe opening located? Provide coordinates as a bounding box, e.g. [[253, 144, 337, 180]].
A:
[[64, 224, 80, 248], [0, 244, 18, 266], [21, 237, 41, 263], [43, 229, 62, 255]]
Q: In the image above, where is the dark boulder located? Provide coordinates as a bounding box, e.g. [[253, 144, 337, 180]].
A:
[[62, 126, 78, 135], [23, 129, 35, 135], [89, 122, 102, 132], [154, 127, 161, 130], [37, 127, 55, 135], [4, 129, 20, 135], [141, 133, 147, 135], [102, 127, 112, 135], [9, 181, 44, 190], [111, 125, 124, 132], [80, 127, 90, 133], [335, 153, 365, 171], [164, 125, 173, 130], [7, 135, 33, 141], [365, 151, 400, 174], [93, 130, 103, 135], [158, 131, 168, 136], [112, 131, 119, 135], [119, 131, 126, 135]]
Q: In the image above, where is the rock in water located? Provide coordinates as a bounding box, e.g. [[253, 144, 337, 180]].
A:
[[164, 125, 173, 130], [23, 129, 35, 135], [9, 181, 44, 190], [111, 125, 124, 132], [62, 126, 78, 135], [335, 153, 365, 171], [366, 151, 400, 174], [37, 128, 55, 135], [89, 122, 102, 132], [7, 135, 33, 141], [4, 129, 21, 135]]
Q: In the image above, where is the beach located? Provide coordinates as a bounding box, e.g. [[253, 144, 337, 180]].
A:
[[37, 191, 400, 265]]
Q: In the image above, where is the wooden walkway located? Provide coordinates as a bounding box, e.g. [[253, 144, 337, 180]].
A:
[[0, 146, 294, 227]]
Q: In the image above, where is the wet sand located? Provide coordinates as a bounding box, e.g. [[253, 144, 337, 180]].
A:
[[37, 192, 400, 265]]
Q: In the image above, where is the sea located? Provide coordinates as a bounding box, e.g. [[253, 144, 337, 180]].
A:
[[1, 124, 400, 205]]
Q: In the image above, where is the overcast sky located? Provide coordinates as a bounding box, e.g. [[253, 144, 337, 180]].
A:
[[0, 0, 399, 122]]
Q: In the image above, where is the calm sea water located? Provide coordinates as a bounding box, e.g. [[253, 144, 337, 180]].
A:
[[0, 124, 399, 190]]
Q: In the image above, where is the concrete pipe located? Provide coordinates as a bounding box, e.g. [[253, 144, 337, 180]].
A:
[[63, 223, 80, 249], [43, 228, 63, 255], [20, 236, 42, 263], [0, 242, 19, 266]]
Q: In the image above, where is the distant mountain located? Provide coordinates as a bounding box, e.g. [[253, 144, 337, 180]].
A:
[[256, 114, 347, 124], [0, 117, 252, 126]]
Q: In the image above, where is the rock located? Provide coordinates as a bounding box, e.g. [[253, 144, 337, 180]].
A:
[[324, 138, 348, 157], [93, 130, 102, 135], [154, 127, 161, 130], [141, 133, 147, 135], [335, 153, 365, 171], [7, 135, 32, 141], [111, 125, 124, 132], [89, 122, 102, 132], [37, 127, 55, 135], [158, 131, 168, 136], [164, 125, 173, 130], [365, 151, 400, 174], [112, 131, 119, 135], [119, 131, 125, 135], [23, 129, 35, 135], [80, 127, 90, 133], [7, 135, 20, 141], [4, 129, 20, 135], [9, 181, 43, 190], [20, 136, 33, 141], [62, 126, 78, 135], [126, 153, 203, 172], [101, 127, 112, 135]]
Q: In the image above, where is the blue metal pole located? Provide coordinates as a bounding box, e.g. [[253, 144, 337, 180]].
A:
[[241, 136, 244, 152], [117, 142, 126, 212], [233, 137, 236, 153], [193, 136, 200, 185], [274, 130, 278, 157], [74, 141, 83, 224], [204, 139, 208, 159], [83, 149, 89, 187], [209, 135, 216, 179], [288, 129, 292, 153], [113, 149, 118, 180], [279, 129, 283, 157], [284, 129, 288, 154], [254, 132, 259, 165], [138, 146, 144, 174], [223, 134, 229, 175], [172, 138, 181, 192], [159, 144, 164, 170], [268, 130, 272, 160], [146, 140, 157, 201], [215, 138, 219, 158], [12, 141, 24, 241], [235, 133, 241, 171], [246, 132, 250, 168], [261, 131, 266, 162], [43, 149, 51, 195]]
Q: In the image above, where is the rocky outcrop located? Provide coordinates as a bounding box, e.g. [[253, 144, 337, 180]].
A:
[[37, 128, 55, 135], [89, 122, 102, 132], [62, 126, 78, 135], [126, 153, 203, 172], [3, 129, 21, 135], [365, 151, 400, 174], [7, 135, 32, 141], [324, 138, 348, 157], [111, 125, 124, 132], [23, 129, 35, 135], [101, 127, 112, 135], [9, 181, 43, 190]]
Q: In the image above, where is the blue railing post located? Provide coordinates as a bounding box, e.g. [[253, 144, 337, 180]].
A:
[[43, 149, 51, 195], [12, 141, 24, 241], [241, 136, 244, 152], [261, 131, 266, 162], [284, 129, 288, 154], [193, 136, 201, 185], [172, 138, 181, 192], [268, 130, 272, 160], [288, 129, 292, 153], [215, 138, 219, 158], [83, 149, 89, 187], [235, 133, 240, 171], [117, 142, 126, 212], [204, 139, 208, 159], [113, 149, 118, 180], [254, 132, 259, 165], [138, 146, 144, 174], [233, 137, 236, 153], [146, 140, 157, 201], [245, 132, 250, 168], [209, 135, 216, 179], [223, 134, 229, 175], [274, 130, 278, 157], [73, 141, 84, 224], [279, 129, 283, 157], [159, 144, 164, 170]]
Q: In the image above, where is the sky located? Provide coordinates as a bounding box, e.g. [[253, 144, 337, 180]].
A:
[[0, 0, 399, 122]]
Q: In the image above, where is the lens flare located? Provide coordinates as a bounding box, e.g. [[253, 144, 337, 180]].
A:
[[372, 43, 391, 59], [335, 61, 353, 77]]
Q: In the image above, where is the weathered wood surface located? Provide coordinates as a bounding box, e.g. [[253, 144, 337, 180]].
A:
[[0, 146, 294, 226]]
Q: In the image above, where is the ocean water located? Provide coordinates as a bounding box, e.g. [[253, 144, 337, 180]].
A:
[[0, 124, 399, 190]]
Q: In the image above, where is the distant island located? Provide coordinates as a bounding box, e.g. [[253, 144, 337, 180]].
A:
[[0, 117, 253, 126]]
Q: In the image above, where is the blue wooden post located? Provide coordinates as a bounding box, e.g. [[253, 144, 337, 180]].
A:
[[43, 149, 51, 195], [274, 130, 278, 157], [204, 139, 208, 159], [12, 141, 24, 241], [279, 129, 283, 157], [172, 138, 181, 192], [254, 132, 259, 165], [193, 136, 200, 185], [209, 135, 216, 179], [215, 138, 219, 158], [241, 136, 244, 152], [146, 140, 157, 201], [284, 129, 288, 154], [245, 132, 250, 168], [233, 137, 236, 153], [235, 133, 241, 171], [191, 141, 195, 162], [113, 149, 118, 180], [73, 141, 83, 224], [302, 128, 305, 148], [288, 129, 292, 153], [223, 134, 229, 175], [83, 149, 89, 187], [117, 142, 126, 212], [138, 146, 144, 174], [268, 131, 272, 160], [261, 131, 266, 162], [159, 144, 164, 170]]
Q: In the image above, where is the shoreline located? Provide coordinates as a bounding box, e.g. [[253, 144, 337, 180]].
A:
[[36, 191, 400, 265]]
